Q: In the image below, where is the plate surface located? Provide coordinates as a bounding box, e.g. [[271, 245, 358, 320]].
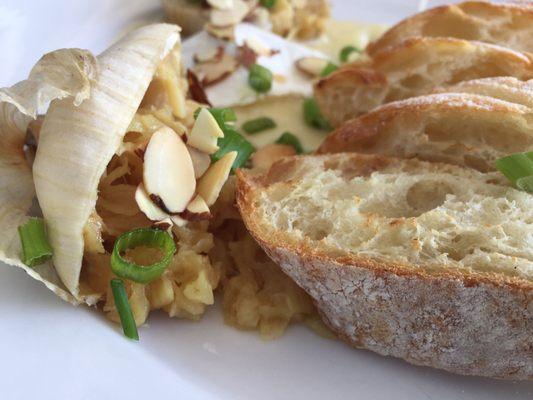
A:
[[0, 1, 532, 399]]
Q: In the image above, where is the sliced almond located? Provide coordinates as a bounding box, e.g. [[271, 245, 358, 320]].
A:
[[178, 194, 212, 221], [244, 37, 274, 57], [192, 53, 240, 87], [187, 195, 210, 215], [251, 143, 296, 170], [193, 46, 225, 64], [135, 183, 169, 221], [197, 151, 237, 206], [170, 215, 187, 227], [210, 0, 249, 27], [205, 23, 235, 41], [295, 56, 329, 77], [207, 0, 235, 9], [249, 7, 272, 31], [238, 43, 257, 68], [187, 108, 224, 154], [152, 217, 173, 233], [187, 146, 211, 178], [143, 126, 196, 213], [187, 70, 211, 106]]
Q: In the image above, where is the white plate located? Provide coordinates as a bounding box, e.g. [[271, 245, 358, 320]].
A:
[[0, 1, 532, 399]]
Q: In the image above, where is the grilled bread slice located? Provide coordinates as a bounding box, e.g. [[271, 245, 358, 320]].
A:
[[367, 1, 533, 56], [432, 77, 533, 107], [314, 37, 533, 126], [317, 93, 533, 172], [236, 153, 533, 379], [162, 0, 209, 37]]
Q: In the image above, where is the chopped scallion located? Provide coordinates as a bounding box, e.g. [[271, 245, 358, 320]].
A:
[[242, 117, 276, 134], [194, 107, 236, 128], [260, 0, 276, 8], [303, 98, 331, 130], [276, 132, 303, 154], [320, 62, 338, 77], [339, 45, 362, 62], [18, 218, 53, 267], [516, 175, 533, 193], [494, 152, 533, 186], [110, 228, 176, 284], [212, 127, 255, 170], [248, 64, 273, 93], [110, 279, 139, 341]]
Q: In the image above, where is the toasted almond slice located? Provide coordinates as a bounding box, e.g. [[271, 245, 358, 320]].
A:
[[238, 43, 257, 68], [187, 70, 211, 106], [170, 215, 187, 227], [251, 143, 296, 170], [177, 194, 212, 221], [205, 23, 235, 41], [244, 36, 273, 57], [143, 126, 196, 213], [207, 0, 235, 9], [295, 57, 329, 77], [194, 46, 225, 64], [187, 108, 224, 154], [152, 217, 173, 233], [210, 0, 249, 27], [197, 151, 237, 206], [249, 7, 272, 31], [187, 146, 211, 178], [187, 195, 210, 214], [135, 184, 169, 221], [192, 53, 240, 86]]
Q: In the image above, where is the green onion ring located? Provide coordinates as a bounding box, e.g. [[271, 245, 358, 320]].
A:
[[248, 64, 273, 93], [111, 228, 176, 284], [18, 218, 53, 267], [110, 279, 139, 341], [242, 117, 276, 134], [494, 151, 533, 186], [276, 132, 304, 154], [339, 45, 361, 63], [516, 175, 533, 193], [320, 62, 338, 77]]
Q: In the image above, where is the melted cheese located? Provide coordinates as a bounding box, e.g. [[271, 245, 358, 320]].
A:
[[235, 95, 325, 152], [234, 20, 386, 152], [310, 20, 387, 60]]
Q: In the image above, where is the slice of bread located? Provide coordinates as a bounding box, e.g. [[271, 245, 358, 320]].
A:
[[314, 37, 533, 126], [162, 0, 209, 37], [236, 153, 533, 379], [318, 93, 533, 172], [433, 77, 533, 108], [367, 1, 533, 55]]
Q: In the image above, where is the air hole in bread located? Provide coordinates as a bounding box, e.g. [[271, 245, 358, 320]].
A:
[[406, 180, 453, 214], [397, 74, 428, 92]]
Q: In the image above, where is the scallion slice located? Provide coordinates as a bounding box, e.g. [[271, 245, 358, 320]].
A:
[[339, 45, 361, 62], [516, 175, 533, 193], [260, 0, 276, 8], [212, 127, 255, 170], [303, 98, 331, 130], [110, 279, 139, 341], [110, 228, 176, 284], [494, 151, 533, 185], [194, 107, 236, 128], [276, 132, 303, 154], [248, 64, 273, 93], [242, 117, 276, 134], [320, 62, 338, 77], [18, 218, 53, 267]]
